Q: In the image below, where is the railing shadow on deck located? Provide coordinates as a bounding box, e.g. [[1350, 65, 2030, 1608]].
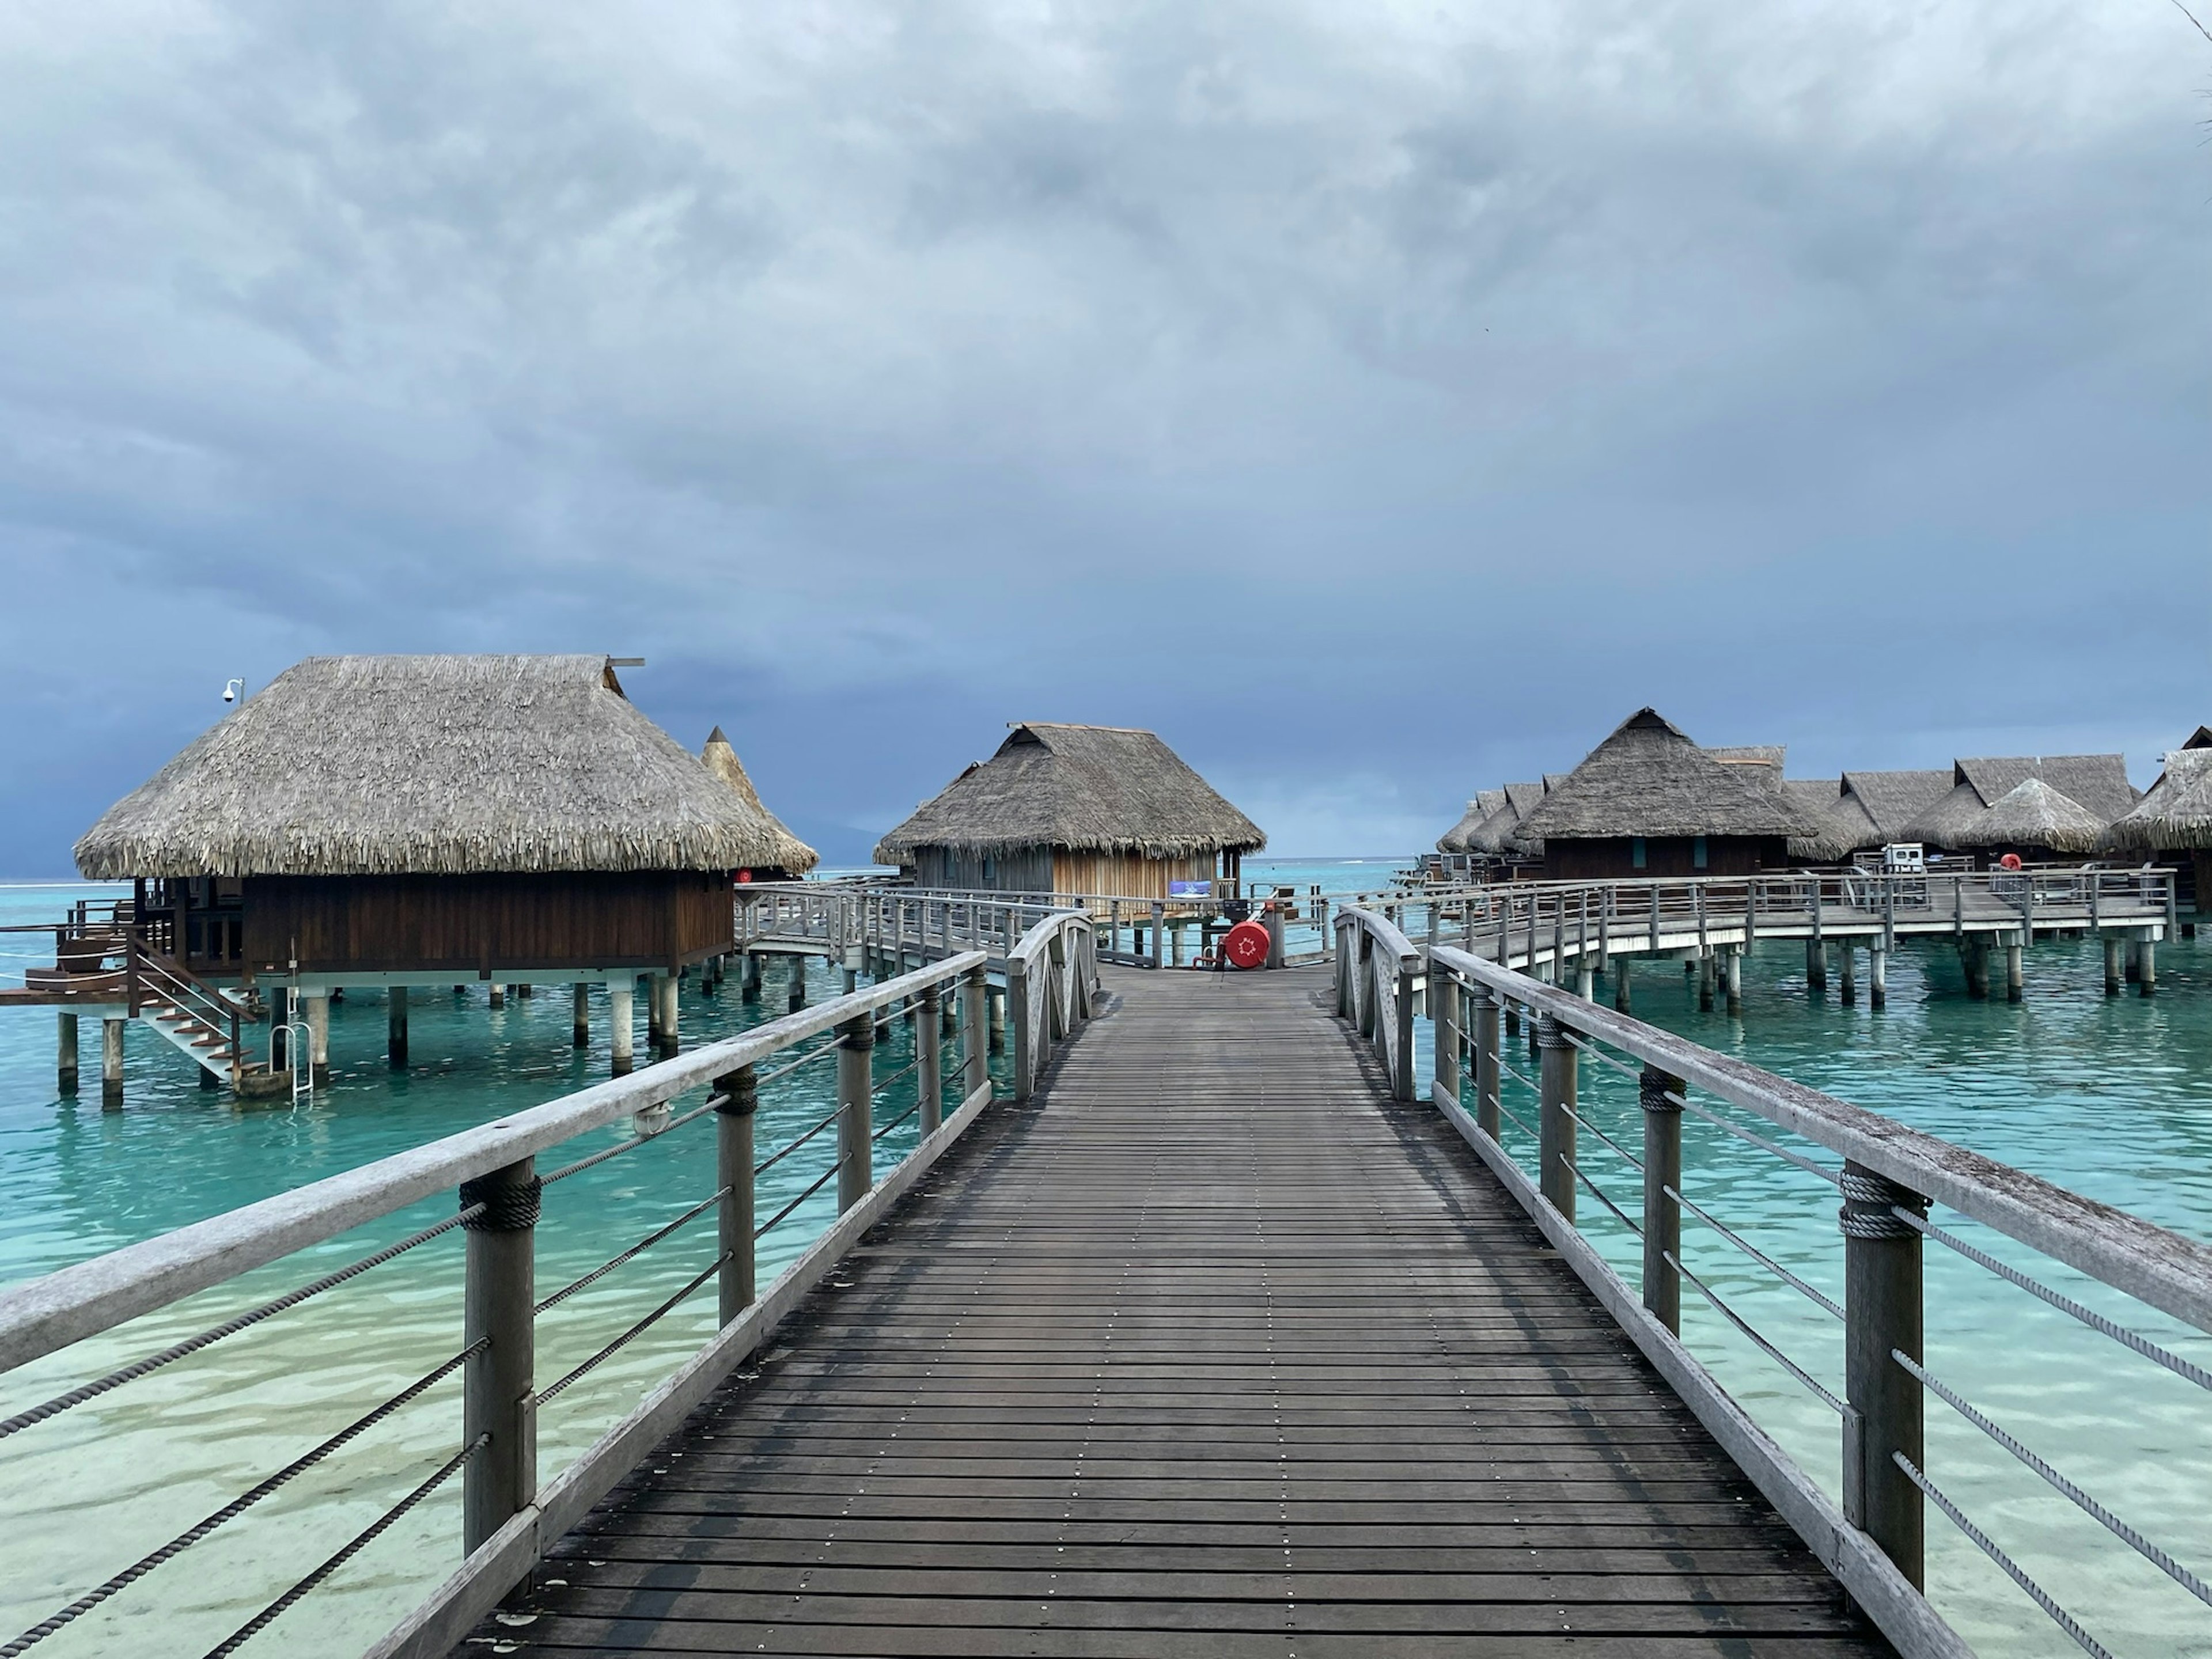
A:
[[1335, 903, 2212, 1659], [0, 907, 1099, 1659]]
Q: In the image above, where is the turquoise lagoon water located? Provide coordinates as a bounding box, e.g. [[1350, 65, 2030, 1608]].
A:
[[0, 880, 994, 1657], [1, 864, 2208, 1655], [1414, 919, 2212, 1658]]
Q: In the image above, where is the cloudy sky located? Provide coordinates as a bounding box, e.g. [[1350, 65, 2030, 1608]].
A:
[[2, 0, 2207, 870]]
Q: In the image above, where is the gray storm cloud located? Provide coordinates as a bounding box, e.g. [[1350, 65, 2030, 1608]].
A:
[[0, 0, 2206, 866]]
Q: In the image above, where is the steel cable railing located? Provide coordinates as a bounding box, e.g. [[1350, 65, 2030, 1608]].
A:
[[1396, 918, 2212, 1659], [2, 1339, 485, 1656], [200, 1433, 490, 1659], [0, 922, 1077, 1659]]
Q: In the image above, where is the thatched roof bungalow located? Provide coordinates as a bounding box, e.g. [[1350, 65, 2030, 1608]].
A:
[[76, 655, 785, 980], [1436, 790, 1508, 855], [2103, 746, 2212, 909], [701, 726, 819, 880], [1948, 778, 2108, 858], [1463, 781, 1549, 858], [1899, 755, 2137, 864], [874, 722, 1266, 900], [1778, 770, 1955, 865], [1517, 709, 1822, 880]]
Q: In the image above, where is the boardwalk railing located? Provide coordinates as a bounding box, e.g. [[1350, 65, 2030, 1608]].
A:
[[0, 939, 1047, 1659], [1336, 904, 2212, 1657], [1366, 866, 2176, 963]]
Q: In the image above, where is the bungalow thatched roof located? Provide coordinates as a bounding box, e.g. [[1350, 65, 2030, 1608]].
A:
[[1955, 755, 2137, 822], [1900, 755, 2138, 849], [1839, 770, 1955, 842], [701, 727, 819, 874], [1436, 790, 1508, 854], [1464, 781, 1548, 855], [1518, 710, 1822, 842], [873, 722, 1264, 863], [2104, 749, 2212, 851], [1949, 779, 2107, 854], [75, 655, 798, 879], [1782, 779, 1877, 864]]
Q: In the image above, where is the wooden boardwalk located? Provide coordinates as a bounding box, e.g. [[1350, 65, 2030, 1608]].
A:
[[467, 965, 1890, 1657]]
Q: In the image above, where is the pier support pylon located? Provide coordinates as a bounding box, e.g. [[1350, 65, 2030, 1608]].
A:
[[610, 983, 634, 1075], [387, 986, 409, 1068], [101, 1016, 125, 1108], [57, 1011, 78, 1095]]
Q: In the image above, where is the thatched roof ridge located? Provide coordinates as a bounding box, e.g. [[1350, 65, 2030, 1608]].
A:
[[1950, 779, 2107, 854], [1839, 771, 1955, 842], [76, 655, 803, 878], [2104, 749, 2212, 850], [1955, 755, 2137, 821], [2182, 726, 2212, 751], [1518, 709, 1821, 842], [1710, 745, 1786, 778], [701, 728, 819, 874], [1436, 789, 1508, 854], [1898, 781, 1994, 849], [873, 722, 1264, 863]]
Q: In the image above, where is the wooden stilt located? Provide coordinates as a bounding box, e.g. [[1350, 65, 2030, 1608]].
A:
[[2104, 934, 2123, 997], [489, 982, 505, 1009], [1869, 946, 1888, 1009], [388, 986, 409, 1067], [102, 1015, 126, 1108], [58, 1011, 78, 1094], [610, 983, 634, 1075], [1723, 946, 1743, 1016], [573, 983, 590, 1047], [1839, 945, 1857, 1005], [306, 993, 331, 1085]]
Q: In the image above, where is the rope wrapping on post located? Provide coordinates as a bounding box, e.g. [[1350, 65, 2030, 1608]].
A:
[[1839, 1169, 1925, 1241], [457, 1173, 541, 1232]]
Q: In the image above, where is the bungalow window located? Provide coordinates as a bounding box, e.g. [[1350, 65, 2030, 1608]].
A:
[[982, 855, 997, 884], [1631, 837, 1647, 871], [1692, 836, 1709, 871]]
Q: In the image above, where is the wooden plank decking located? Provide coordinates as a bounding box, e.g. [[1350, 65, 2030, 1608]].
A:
[[465, 964, 1890, 1657]]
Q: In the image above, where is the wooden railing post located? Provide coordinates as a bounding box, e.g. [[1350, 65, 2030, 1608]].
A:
[[716, 1066, 757, 1321], [962, 962, 989, 1096], [1150, 902, 1166, 971], [1433, 961, 1461, 1105], [1841, 1162, 1928, 1589], [918, 984, 943, 1134], [1471, 984, 1501, 1140], [1537, 1013, 1578, 1219], [460, 1154, 537, 1556], [1393, 953, 1416, 1102], [836, 1015, 874, 1211], [1640, 1067, 1684, 1334], [1008, 956, 1033, 1101]]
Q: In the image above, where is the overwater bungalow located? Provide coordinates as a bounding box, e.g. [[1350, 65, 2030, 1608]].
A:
[[1461, 781, 1550, 864], [1436, 790, 1508, 856], [70, 654, 801, 1085], [2104, 744, 2212, 906], [1899, 755, 2137, 864], [1949, 778, 2109, 864], [1517, 709, 1821, 880], [701, 725, 819, 881], [874, 721, 1265, 900], [1782, 770, 1956, 865]]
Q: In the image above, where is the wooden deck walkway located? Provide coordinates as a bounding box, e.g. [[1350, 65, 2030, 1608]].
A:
[[466, 965, 1890, 1657]]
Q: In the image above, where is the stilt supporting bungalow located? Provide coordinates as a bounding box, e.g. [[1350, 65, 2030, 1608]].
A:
[[57, 1012, 77, 1094]]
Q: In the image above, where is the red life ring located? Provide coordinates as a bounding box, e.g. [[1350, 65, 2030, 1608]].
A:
[[1997, 853, 2022, 872], [1222, 918, 1272, 969]]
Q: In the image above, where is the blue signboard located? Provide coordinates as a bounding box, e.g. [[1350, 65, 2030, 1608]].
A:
[[1168, 880, 1212, 897]]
